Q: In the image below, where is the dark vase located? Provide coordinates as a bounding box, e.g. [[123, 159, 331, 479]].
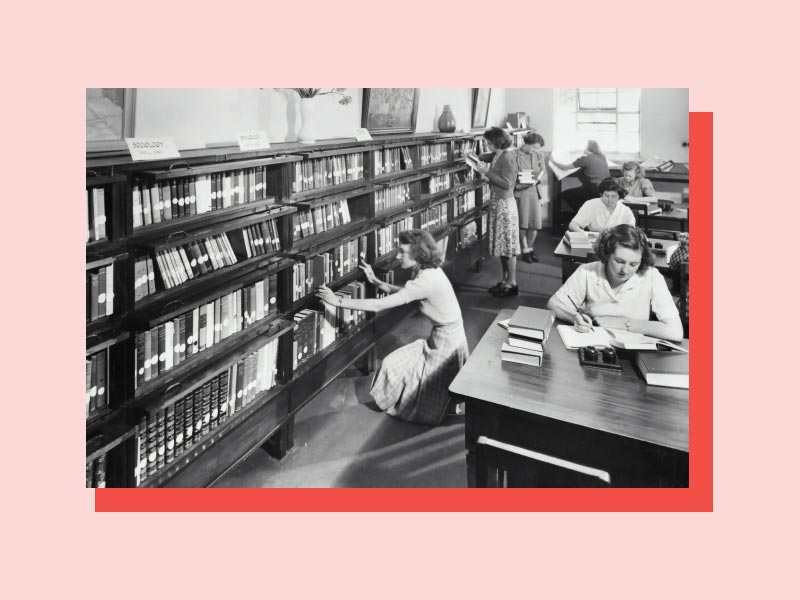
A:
[[438, 105, 456, 133]]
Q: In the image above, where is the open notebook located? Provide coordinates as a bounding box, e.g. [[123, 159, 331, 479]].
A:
[[556, 325, 687, 352]]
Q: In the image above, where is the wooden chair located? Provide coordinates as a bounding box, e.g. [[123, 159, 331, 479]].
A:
[[475, 436, 612, 488]]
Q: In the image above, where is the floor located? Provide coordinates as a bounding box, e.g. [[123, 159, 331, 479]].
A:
[[213, 230, 565, 488]]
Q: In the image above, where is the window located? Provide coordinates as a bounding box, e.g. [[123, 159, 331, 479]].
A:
[[86, 88, 136, 153], [554, 88, 641, 156]]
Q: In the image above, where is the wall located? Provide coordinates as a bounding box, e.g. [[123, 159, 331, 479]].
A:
[[505, 87, 689, 163], [134, 88, 509, 150]]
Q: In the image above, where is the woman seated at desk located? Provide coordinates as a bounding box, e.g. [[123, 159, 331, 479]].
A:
[[547, 224, 683, 342], [616, 161, 657, 199], [568, 177, 636, 233], [550, 139, 610, 213]]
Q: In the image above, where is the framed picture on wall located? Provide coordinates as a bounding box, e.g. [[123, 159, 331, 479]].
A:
[[472, 88, 492, 130], [86, 88, 136, 153], [362, 88, 420, 135]]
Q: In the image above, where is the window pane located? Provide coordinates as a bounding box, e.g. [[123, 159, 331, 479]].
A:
[[618, 113, 640, 132], [618, 132, 640, 153], [596, 92, 617, 109], [577, 112, 616, 124], [579, 93, 598, 109], [617, 88, 641, 112], [87, 88, 125, 141]]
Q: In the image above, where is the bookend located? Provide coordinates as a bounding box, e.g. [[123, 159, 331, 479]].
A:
[[578, 346, 622, 372]]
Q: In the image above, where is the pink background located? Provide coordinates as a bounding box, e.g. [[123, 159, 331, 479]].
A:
[[4, 0, 794, 597]]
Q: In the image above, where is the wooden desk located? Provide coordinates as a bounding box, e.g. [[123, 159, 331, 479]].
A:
[[610, 163, 689, 185], [449, 309, 688, 487], [553, 238, 679, 282], [637, 202, 689, 233]]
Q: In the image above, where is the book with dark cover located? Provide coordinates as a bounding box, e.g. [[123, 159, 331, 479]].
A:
[[184, 391, 196, 451], [136, 418, 148, 485], [165, 405, 175, 464], [501, 343, 544, 367], [177, 315, 186, 365], [636, 351, 689, 389], [170, 180, 180, 218], [174, 398, 185, 457], [218, 369, 230, 424], [209, 375, 220, 430], [235, 360, 245, 413], [95, 349, 107, 411], [200, 382, 211, 436], [507, 306, 555, 341], [156, 409, 166, 470], [89, 272, 99, 322], [93, 453, 107, 488], [146, 413, 158, 476], [193, 388, 204, 444]]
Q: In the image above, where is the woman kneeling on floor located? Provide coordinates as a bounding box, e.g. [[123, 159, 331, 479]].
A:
[[316, 229, 469, 425]]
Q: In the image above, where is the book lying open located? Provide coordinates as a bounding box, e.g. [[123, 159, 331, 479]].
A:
[[556, 325, 687, 353]]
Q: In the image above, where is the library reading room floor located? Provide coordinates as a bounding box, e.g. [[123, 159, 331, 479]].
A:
[[213, 231, 565, 488]]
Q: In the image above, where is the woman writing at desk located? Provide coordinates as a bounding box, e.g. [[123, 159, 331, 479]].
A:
[[316, 229, 469, 425], [568, 177, 636, 233], [616, 161, 657, 199], [547, 224, 683, 342]]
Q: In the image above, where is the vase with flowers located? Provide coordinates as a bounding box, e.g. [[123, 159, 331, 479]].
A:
[[287, 88, 352, 144]]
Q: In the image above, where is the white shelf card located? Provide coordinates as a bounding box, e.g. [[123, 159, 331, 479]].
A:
[[354, 128, 373, 142], [237, 131, 271, 151], [125, 138, 180, 161]]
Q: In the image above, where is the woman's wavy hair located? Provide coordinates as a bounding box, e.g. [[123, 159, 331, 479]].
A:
[[522, 132, 545, 146], [622, 161, 645, 179], [597, 177, 628, 200], [594, 224, 654, 273], [398, 229, 443, 269], [483, 127, 513, 150]]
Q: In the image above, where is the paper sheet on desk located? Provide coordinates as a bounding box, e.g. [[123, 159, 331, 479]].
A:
[[549, 161, 580, 181], [556, 325, 613, 349]]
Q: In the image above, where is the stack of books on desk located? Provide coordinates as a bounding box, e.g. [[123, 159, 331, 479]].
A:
[[500, 306, 555, 367], [563, 230, 597, 250]]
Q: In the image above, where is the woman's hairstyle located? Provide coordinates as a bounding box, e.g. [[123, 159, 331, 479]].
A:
[[398, 229, 443, 269], [483, 127, 513, 150], [595, 224, 654, 273], [522, 132, 545, 146], [622, 161, 645, 179], [586, 139, 604, 157], [596, 177, 628, 199]]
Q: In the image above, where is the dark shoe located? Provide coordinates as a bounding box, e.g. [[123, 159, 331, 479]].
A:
[[492, 284, 518, 297], [530, 251, 539, 263], [521, 251, 534, 263], [488, 281, 504, 293]]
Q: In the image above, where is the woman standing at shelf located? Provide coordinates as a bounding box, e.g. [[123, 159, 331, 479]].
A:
[[316, 229, 468, 425], [546, 224, 683, 342], [616, 161, 657, 199], [514, 132, 546, 263], [466, 127, 521, 297], [550, 139, 611, 213], [568, 177, 636, 233]]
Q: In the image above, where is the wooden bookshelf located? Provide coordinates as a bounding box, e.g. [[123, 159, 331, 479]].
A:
[[85, 130, 491, 487]]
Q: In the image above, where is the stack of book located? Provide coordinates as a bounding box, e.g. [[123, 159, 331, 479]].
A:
[[500, 306, 555, 367], [563, 230, 598, 250]]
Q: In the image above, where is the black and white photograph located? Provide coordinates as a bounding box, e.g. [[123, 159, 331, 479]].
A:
[[85, 87, 691, 490]]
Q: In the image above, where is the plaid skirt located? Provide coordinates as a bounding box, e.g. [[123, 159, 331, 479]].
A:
[[370, 320, 469, 426]]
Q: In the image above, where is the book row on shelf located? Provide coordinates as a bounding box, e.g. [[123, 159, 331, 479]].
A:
[[372, 146, 414, 175], [87, 263, 114, 321], [87, 130, 510, 487], [374, 182, 411, 213], [292, 199, 352, 241], [292, 282, 367, 370], [291, 237, 367, 302], [292, 153, 365, 193], [419, 143, 449, 166], [135, 336, 280, 486], [375, 216, 415, 258], [135, 273, 278, 388], [132, 166, 275, 229]]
